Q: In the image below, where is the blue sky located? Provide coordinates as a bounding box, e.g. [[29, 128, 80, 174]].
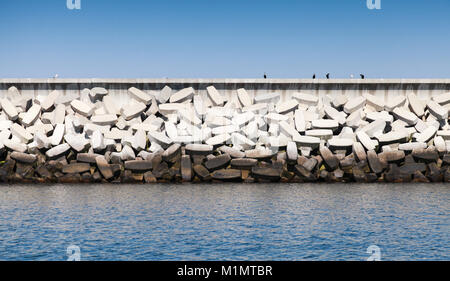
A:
[[0, 0, 449, 78]]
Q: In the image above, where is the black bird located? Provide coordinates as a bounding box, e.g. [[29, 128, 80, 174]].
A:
[[312, 74, 316, 79], [360, 74, 365, 79], [263, 73, 267, 79], [326, 73, 330, 79]]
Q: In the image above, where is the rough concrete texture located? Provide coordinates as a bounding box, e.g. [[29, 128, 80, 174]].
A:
[[0, 80, 449, 183]]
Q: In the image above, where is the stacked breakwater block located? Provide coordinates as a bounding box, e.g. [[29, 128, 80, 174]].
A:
[[0, 85, 449, 183]]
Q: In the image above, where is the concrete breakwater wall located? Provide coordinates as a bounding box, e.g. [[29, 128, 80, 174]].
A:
[[0, 79, 449, 184]]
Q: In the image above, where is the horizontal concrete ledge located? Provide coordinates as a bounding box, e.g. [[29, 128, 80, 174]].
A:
[[1, 78, 450, 84]]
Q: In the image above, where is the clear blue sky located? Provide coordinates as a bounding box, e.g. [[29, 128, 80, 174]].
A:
[[1, 0, 449, 78]]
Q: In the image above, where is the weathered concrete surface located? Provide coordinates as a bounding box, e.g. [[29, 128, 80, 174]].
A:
[[0, 79, 448, 184]]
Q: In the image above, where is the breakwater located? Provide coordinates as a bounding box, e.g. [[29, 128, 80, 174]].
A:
[[0, 79, 449, 183]]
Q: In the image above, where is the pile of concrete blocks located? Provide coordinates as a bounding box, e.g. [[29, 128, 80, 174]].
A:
[[0, 85, 449, 183]]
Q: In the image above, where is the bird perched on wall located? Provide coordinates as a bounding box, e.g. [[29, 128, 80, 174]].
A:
[[360, 74, 365, 79], [263, 73, 267, 79], [53, 74, 59, 79], [312, 74, 316, 79], [326, 73, 330, 79]]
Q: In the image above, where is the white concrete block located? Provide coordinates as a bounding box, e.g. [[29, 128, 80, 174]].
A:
[[64, 134, 89, 152], [415, 126, 437, 143], [344, 96, 366, 114], [128, 87, 152, 105], [393, 107, 419, 125], [311, 119, 339, 131], [231, 132, 255, 150], [206, 133, 231, 146], [237, 88, 253, 107], [157, 86, 172, 104], [21, 104, 41, 127], [276, 100, 299, 114], [365, 93, 385, 111], [91, 130, 105, 152], [41, 90, 60, 111], [385, 96, 406, 112], [206, 86, 225, 106], [292, 93, 318, 106], [122, 101, 146, 120], [1, 98, 19, 120], [148, 130, 172, 147], [433, 92, 450, 106], [71, 100, 93, 117], [91, 114, 118, 126], [407, 93, 425, 117], [11, 123, 33, 143], [286, 141, 298, 161], [170, 87, 194, 103], [294, 110, 306, 133], [305, 129, 333, 140], [45, 143, 70, 159], [427, 100, 448, 120]]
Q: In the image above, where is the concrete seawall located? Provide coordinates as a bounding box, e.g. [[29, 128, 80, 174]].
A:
[[0, 79, 449, 184], [2, 79, 450, 108]]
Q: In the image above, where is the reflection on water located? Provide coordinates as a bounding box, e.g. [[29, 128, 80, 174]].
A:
[[0, 183, 448, 260]]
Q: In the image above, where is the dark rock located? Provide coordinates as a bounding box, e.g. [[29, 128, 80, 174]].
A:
[[181, 155, 192, 182], [211, 169, 242, 181], [340, 154, 355, 172], [352, 166, 367, 182], [58, 173, 82, 183], [294, 165, 316, 181], [77, 153, 102, 164], [367, 151, 384, 174], [366, 173, 379, 182], [144, 171, 157, 183], [413, 171, 429, 183], [379, 150, 405, 164], [444, 167, 450, 182], [426, 163, 443, 182], [230, 158, 258, 170], [399, 162, 427, 175], [124, 160, 153, 172], [122, 170, 143, 183], [302, 158, 318, 172], [81, 172, 93, 182], [15, 163, 34, 178], [384, 164, 411, 183], [95, 156, 114, 180], [193, 164, 211, 181], [319, 170, 329, 181], [319, 147, 339, 171], [10, 152, 37, 164], [110, 164, 122, 177], [205, 154, 231, 171], [36, 166, 52, 180], [92, 171, 102, 182], [412, 148, 439, 163], [62, 163, 91, 174], [151, 154, 163, 169], [442, 154, 450, 166], [1, 159, 16, 175], [162, 143, 181, 163], [191, 155, 206, 165], [251, 167, 281, 181], [331, 169, 344, 182], [152, 161, 169, 179], [353, 142, 367, 162]]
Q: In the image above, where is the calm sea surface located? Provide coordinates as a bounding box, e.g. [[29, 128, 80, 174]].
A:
[[0, 183, 448, 261]]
